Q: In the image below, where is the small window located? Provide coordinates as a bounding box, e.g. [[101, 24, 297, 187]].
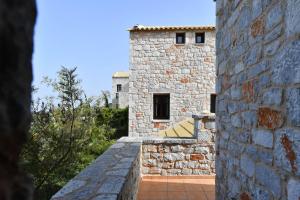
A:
[[195, 32, 205, 44], [210, 94, 216, 113], [117, 84, 122, 92], [176, 33, 185, 44], [116, 93, 119, 99], [153, 94, 170, 120]]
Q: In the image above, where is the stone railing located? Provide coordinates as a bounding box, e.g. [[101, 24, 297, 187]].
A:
[[193, 113, 216, 142], [142, 138, 215, 176], [51, 140, 141, 200], [52, 114, 216, 199]]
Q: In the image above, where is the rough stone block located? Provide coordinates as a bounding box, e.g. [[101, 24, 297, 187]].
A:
[[192, 169, 210, 175], [287, 178, 300, 200], [162, 162, 174, 169], [182, 168, 192, 175], [245, 44, 262, 66], [205, 121, 216, 129], [286, 0, 300, 37], [149, 167, 161, 174], [264, 39, 280, 56], [274, 128, 300, 175], [175, 161, 188, 169], [171, 145, 184, 153], [167, 169, 181, 175], [194, 146, 209, 154], [258, 107, 284, 129], [242, 80, 255, 102], [266, 3, 283, 31], [255, 164, 281, 196], [262, 88, 283, 107], [231, 114, 242, 128], [272, 40, 300, 85], [253, 129, 273, 148], [163, 153, 185, 162], [240, 154, 255, 177], [286, 88, 300, 127], [143, 145, 157, 153], [190, 154, 205, 161], [143, 159, 157, 167], [251, 17, 264, 37]]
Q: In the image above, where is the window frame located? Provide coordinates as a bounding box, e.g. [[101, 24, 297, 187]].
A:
[[117, 84, 122, 92], [210, 94, 216, 113], [153, 93, 170, 120], [176, 33, 186, 44], [195, 32, 205, 44]]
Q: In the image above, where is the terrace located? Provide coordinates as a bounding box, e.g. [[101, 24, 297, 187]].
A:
[[51, 114, 216, 200]]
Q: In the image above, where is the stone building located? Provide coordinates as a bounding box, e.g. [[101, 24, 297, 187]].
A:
[[128, 25, 216, 137], [112, 71, 129, 109], [216, 0, 300, 199]]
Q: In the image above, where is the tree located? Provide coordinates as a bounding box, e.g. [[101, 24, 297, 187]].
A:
[[21, 67, 115, 199]]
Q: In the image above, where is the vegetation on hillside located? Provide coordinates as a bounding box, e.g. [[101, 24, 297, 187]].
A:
[[21, 67, 128, 200]]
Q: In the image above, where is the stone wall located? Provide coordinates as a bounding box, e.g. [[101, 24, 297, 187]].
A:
[[142, 139, 215, 176], [216, 0, 300, 199], [112, 77, 129, 109], [129, 28, 216, 137], [51, 140, 141, 200], [0, 0, 37, 199]]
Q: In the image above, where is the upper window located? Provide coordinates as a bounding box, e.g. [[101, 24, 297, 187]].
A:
[[195, 32, 205, 44], [176, 33, 185, 44], [210, 94, 216, 113], [153, 94, 170, 120], [117, 84, 122, 92]]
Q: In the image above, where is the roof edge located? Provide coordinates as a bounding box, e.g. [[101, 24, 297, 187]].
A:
[[128, 25, 216, 32]]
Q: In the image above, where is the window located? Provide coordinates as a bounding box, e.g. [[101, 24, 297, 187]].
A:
[[210, 94, 216, 113], [195, 32, 205, 44], [176, 33, 185, 44], [153, 94, 170, 120], [117, 84, 122, 92]]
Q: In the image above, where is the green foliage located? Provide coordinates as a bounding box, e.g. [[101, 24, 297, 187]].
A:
[[21, 67, 128, 200]]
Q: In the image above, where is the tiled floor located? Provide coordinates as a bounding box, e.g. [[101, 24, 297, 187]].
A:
[[137, 176, 215, 200]]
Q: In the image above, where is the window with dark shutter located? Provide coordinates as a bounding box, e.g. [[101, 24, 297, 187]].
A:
[[153, 94, 170, 120], [195, 32, 205, 44], [176, 33, 185, 44], [210, 94, 216, 113], [117, 84, 122, 92]]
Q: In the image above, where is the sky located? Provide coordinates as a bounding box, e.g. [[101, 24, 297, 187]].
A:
[[33, 0, 216, 98]]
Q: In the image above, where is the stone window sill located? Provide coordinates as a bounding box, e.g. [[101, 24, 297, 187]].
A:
[[152, 119, 171, 123]]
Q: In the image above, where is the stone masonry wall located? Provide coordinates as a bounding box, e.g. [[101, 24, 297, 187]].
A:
[[129, 29, 216, 137], [112, 77, 129, 109], [142, 138, 215, 176], [216, 0, 300, 199], [0, 0, 37, 199], [51, 140, 141, 200]]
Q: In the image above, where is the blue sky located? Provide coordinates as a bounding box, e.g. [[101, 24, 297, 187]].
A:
[[33, 0, 216, 98]]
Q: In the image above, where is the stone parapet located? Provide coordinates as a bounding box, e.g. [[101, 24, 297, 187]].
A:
[[51, 140, 141, 200], [141, 138, 215, 176]]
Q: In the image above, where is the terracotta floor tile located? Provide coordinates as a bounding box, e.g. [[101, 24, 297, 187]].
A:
[[184, 184, 204, 192], [205, 191, 215, 200], [149, 183, 168, 192], [168, 191, 188, 200], [138, 191, 168, 200], [187, 191, 208, 200], [168, 183, 186, 192], [201, 185, 215, 192], [138, 176, 215, 200]]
